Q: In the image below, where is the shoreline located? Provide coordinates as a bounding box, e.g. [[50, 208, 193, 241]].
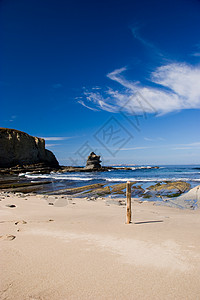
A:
[[1, 192, 200, 299], [0, 172, 200, 210]]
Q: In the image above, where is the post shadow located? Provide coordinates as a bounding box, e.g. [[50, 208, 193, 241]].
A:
[[134, 220, 164, 225]]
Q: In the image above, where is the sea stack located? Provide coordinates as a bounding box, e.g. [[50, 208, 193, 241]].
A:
[[0, 128, 59, 168], [85, 152, 102, 170]]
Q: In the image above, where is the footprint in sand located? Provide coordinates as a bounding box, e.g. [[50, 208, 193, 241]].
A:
[[0, 235, 16, 241], [15, 220, 27, 225]]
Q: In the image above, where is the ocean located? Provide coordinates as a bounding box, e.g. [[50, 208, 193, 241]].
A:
[[20, 165, 200, 194]]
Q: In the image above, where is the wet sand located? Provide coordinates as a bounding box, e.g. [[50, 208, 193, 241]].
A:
[[1, 193, 200, 299]]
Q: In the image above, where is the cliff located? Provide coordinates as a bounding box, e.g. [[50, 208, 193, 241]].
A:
[[0, 128, 59, 168]]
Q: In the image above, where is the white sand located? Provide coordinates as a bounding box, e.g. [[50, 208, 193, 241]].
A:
[[0, 193, 200, 299]]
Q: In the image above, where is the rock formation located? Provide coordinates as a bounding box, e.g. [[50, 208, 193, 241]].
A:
[[0, 128, 59, 168], [85, 152, 102, 170], [143, 181, 191, 198]]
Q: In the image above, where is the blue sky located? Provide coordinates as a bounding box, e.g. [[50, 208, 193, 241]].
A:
[[1, 0, 200, 165]]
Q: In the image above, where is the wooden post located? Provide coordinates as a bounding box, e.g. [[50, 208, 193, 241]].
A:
[[126, 181, 131, 224]]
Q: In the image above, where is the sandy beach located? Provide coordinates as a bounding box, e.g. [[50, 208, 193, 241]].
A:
[[2, 0, 200, 298], [1, 193, 200, 300]]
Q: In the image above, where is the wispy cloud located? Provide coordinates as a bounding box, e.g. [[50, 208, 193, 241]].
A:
[[78, 26, 200, 116], [144, 137, 165, 142], [107, 67, 139, 89], [46, 143, 62, 147], [131, 26, 163, 58], [97, 142, 200, 152], [119, 146, 152, 151], [78, 100, 99, 111], [186, 142, 200, 146], [121, 142, 200, 151], [172, 142, 200, 150], [91, 86, 101, 90], [79, 63, 200, 116], [144, 137, 154, 142], [9, 115, 17, 122], [110, 142, 200, 152], [41, 137, 72, 141], [191, 52, 200, 57]]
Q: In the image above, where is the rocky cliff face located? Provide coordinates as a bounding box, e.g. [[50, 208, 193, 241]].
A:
[[0, 128, 59, 168]]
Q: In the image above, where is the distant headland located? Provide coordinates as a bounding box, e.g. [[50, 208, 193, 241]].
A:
[[0, 128, 136, 175]]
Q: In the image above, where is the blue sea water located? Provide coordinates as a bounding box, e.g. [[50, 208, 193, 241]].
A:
[[21, 165, 200, 193]]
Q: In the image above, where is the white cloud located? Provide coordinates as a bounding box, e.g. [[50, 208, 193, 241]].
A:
[[119, 146, 152, 151], [41, 137, 72, 141], [131, 26, 164, 58], [144, 137, 165, 142], [107, 67, 139, 90], [91, 86, 101, 90], [144, 137, 154, 142], [191, 52, 200, 57], [9, 115, 17, 122], [78, 100, 99, 111], [172, 142, 200, 150], [80, 63, 200, 116], [186, 142, 200, 146], [46, 143, 62, 147]]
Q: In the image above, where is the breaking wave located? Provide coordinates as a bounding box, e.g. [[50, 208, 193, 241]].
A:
[[130, 166, 159, 170], [19, 173, 93, 181], [105, 177, 200, 182]]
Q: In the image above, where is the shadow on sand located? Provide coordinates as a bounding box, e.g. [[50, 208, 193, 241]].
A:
[[134, 220, 164, 225]]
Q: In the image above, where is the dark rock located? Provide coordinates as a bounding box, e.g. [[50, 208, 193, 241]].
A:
[[0, 162, 59, 175], [85, 152, 101, 170], [81, 182, 136, 197], [47, 182, 139, 197], [131, 185, 145, 197], [1, 180, 52, 193], [0, 180, 52, 190], [58, 165, 110, 173], [47, 183, 104, 195], [6, 204, 16, 208], [0, 128, 59, 169], [114, 167, 132, 170]]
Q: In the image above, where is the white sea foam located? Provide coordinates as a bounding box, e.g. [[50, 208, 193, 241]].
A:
[[105, 177, 200, 182], [20, 173, 93, 181], [130, 166, 159, 170], [106, 178, 151, 182], [112, 166, 158, 170], [19, 172, 200, 183]]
